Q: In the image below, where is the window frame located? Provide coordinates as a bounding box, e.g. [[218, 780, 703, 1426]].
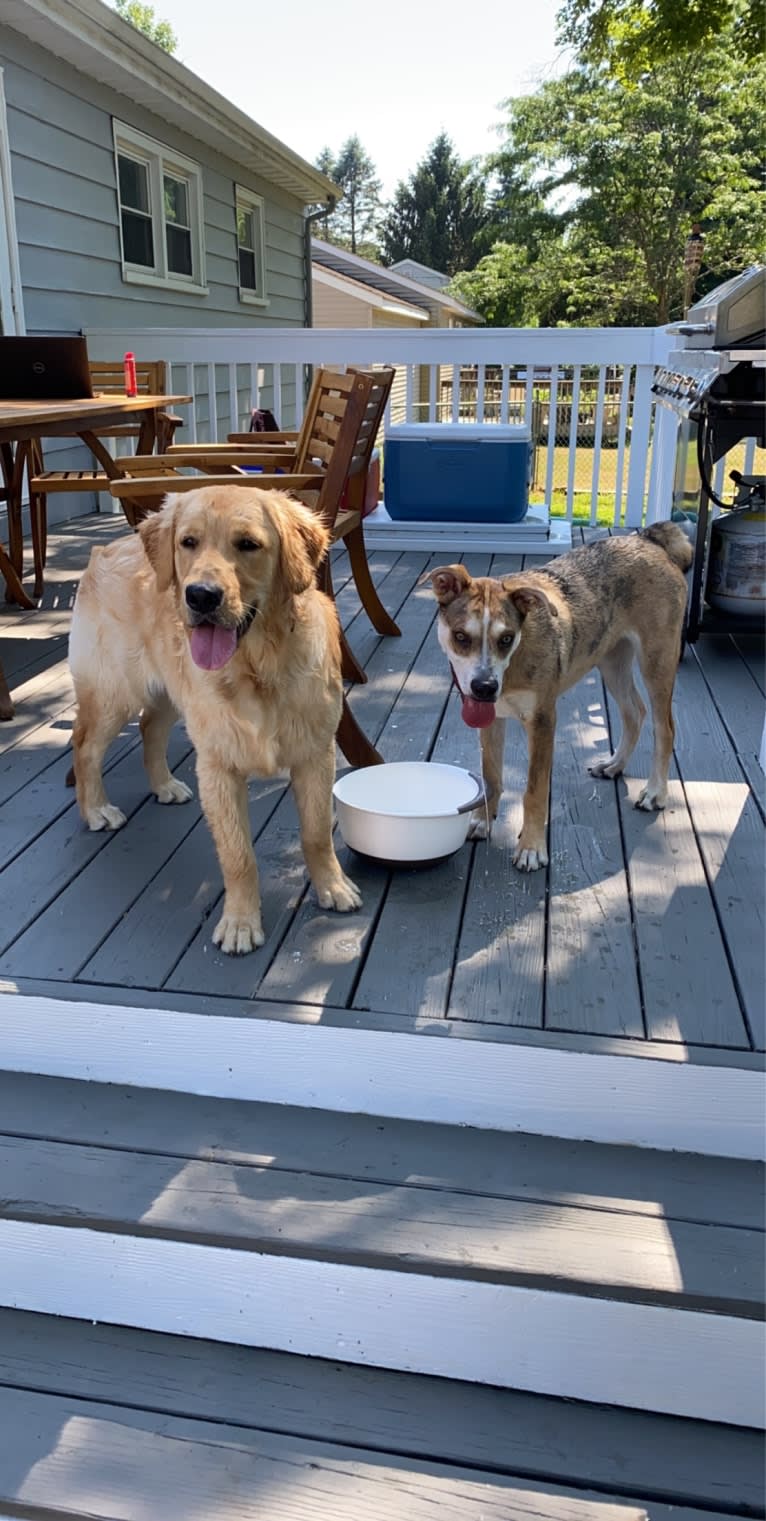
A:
[[113, 121, 207, 296], [235, 186, 268, 307]]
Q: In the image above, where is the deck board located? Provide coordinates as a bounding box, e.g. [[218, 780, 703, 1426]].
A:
[[546, 674, 644, 1037], [603, 683, 752, 1049], [0, 1311, 760, 1517], [0, 1384, 749, 1521], [3, 1072, 762, 1227], [0, 520, 762, 1060]]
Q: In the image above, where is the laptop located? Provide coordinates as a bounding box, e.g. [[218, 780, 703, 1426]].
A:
[[0, 335, 94, 401]]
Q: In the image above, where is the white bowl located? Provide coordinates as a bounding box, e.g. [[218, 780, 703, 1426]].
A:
[[333, 761, 485, 864]]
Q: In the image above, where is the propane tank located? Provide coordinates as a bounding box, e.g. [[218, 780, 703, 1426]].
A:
[[706, 472, 766, 617]]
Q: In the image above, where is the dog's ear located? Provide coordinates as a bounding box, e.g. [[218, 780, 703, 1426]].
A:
[[503, 579, 558, 619], [270, 492, 330, 595], [426, 564, 472, 605], [139, 499, 177, 594]]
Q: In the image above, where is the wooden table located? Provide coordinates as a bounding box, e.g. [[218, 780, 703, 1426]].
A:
[[0, 393, 190, 719]]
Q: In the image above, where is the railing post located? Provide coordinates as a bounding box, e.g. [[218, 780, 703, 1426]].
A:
[[625, 364, 654, 526], [644, 402, 677, 523]]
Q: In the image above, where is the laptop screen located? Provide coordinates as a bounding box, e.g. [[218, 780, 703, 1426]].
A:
[[0, 336, 94, 401]]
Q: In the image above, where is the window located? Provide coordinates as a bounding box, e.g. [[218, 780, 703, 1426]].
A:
[[235, 188, 267, 304], [113, 122, 206, 294]]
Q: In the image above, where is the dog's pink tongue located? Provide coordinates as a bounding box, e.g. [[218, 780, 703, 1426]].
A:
[[189, 623, 238, 671], [461, 696, 496, 729]]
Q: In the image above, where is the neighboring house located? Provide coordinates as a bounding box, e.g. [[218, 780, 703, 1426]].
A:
[[0, 0, 337, 518], [311, 239, 481, 422], [312, 239, 480, 330], [387, 258, 451, 292], [312, 264, 430, 333]]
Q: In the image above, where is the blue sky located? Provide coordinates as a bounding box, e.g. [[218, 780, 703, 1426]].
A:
[[153, 0, 567, 197]]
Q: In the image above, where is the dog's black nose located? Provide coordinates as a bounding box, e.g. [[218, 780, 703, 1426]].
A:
[[185, 582, 223, 616], [470, 674, 499, 701]]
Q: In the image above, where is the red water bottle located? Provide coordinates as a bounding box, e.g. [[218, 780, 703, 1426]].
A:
[[123, 351, 138, 397]]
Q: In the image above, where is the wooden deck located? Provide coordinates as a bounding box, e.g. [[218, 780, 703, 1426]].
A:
[[0, 514, 763, 1066]]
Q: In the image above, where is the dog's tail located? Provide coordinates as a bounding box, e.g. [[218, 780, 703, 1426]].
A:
[[640, 521, 693, 573]]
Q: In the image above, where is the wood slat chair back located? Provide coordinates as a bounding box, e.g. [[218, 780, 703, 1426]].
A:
[[90, 360, 169, 397], [25, 358, 184, 596], [110, 370, 376, 523]]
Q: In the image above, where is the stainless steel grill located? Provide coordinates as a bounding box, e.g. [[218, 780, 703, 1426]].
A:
[[651, 264, 765, 641]]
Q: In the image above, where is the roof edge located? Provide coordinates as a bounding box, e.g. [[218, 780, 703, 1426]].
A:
[[311, 238, 482, 322], [5, 0, 339, 204]]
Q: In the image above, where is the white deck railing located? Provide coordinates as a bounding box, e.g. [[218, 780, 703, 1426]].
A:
[[87, 324, 681, 527]]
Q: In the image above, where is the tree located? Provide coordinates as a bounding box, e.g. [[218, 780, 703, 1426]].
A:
[[478, 39, 765, 326], [556, 0, 763, 78], [114, 0, 177, 52], [379, 134, 489, 276], [330, 137, 381, 255]]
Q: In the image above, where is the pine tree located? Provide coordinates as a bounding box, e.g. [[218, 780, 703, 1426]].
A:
[[380, 134, 488, 276], [331, 137, 382, 254]]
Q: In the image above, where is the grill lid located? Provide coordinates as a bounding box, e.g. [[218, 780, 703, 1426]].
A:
[[666, 264, 765, 351]]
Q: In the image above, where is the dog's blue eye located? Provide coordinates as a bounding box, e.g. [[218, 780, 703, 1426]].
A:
[[237, 538, 260, 553], [498, 633, 514, 648], [453, 631, 470, 646], [180, 536, 198, 550]]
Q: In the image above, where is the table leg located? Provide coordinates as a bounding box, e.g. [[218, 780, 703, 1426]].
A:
[[0, 654, 14, 721], [136, 410, 158, 457], [81, 412, 160, 530]]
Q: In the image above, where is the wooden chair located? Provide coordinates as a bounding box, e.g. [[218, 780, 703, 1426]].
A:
[[108, 370, 387, 767], [25, 360, 183, 598]]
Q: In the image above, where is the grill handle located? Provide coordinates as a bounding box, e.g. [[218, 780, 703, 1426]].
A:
[[667, 322, 716, 337]]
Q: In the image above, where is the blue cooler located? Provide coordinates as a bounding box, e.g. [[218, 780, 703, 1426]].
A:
[[384, 423, 532, 523]]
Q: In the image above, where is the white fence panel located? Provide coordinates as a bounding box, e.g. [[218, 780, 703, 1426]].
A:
[[86, 325, 675, 526]]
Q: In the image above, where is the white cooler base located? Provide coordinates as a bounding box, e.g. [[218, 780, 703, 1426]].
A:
[[362, 503, 572, 555]]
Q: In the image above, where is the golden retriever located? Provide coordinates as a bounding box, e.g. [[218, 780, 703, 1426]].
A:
[[69, 485, 362, 954]]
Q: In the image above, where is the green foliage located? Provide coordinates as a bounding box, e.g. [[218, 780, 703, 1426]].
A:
[[379, 134, 489, 277], [477, 39, 766, 326], [114, 0, 177, 52], [557, 0, 763, 78], [314, 138, 381, 255]]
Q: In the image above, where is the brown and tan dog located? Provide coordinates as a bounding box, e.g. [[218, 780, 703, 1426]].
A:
[[69, 485, 361, 953], [429, 523, 692, 870]]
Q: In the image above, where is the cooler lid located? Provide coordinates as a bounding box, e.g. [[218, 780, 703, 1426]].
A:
[[386, 423, 531, 442]]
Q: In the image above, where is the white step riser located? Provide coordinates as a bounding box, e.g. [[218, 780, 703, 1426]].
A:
[[1, 1220, 762, 1429], [0, 994, 762, 1160]]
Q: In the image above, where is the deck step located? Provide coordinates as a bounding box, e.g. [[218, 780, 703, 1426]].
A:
[[0, 1073, 763, 1429], [0, 1312, 761, 1521]]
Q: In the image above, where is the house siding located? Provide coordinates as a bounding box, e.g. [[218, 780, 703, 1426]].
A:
[[1, 30, 307, 333], [0, 27, 309, 520], [312, 280, 373, 329]]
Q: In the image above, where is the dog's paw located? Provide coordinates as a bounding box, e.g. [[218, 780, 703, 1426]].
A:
[[512, 841, 549, 872], [468, 815, 494, 841], [155, 778, 193, 806], [316, 872, 363, 913], [85, 803, 127, 832], [212, 911, 265, 955], [635, 782, 667, 812], [588, 757, 623, 780]]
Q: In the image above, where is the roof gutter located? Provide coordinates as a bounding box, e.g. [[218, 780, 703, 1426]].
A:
[[304, 200, 337, 330]]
